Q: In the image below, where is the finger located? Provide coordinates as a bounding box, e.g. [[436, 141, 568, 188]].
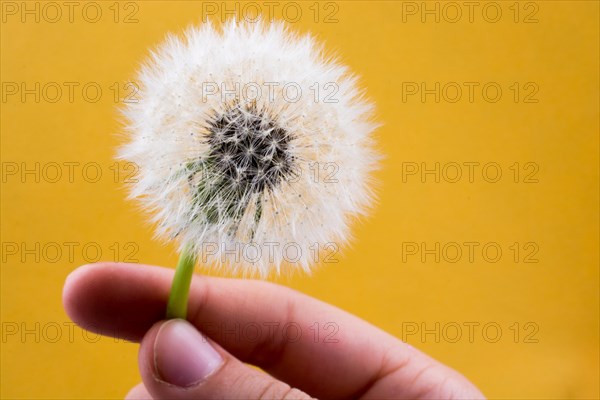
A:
[[64, 262, 398, 398], [124, 382, 152, 399], [64, 262, 484, 399], [139, 319, 313, 400]]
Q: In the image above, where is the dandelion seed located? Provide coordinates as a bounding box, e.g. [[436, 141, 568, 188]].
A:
[[118, 19, 379, 318]]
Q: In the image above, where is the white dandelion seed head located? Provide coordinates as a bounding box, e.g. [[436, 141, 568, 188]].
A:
[[118, 19, 380, 277]]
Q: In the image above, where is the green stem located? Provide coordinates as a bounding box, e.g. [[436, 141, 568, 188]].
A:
[[166, 245, 197, 319]]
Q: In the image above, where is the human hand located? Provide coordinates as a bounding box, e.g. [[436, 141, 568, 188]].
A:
[[63, 263, 485, 399]]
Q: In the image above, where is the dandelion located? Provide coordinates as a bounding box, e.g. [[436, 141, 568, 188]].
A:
[[118, 20, 379, 318]]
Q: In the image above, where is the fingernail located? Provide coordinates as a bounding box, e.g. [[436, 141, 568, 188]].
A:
[[153, 319, 224, 387]]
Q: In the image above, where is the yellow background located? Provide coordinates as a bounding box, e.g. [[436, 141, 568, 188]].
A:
[[1, 1, 598, 399]]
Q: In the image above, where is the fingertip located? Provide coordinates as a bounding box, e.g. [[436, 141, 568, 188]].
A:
[[125, 382, 153, 400], [62, 262, 168, 341], [63, 263, 119, 322], [62, 263, 101, 324]]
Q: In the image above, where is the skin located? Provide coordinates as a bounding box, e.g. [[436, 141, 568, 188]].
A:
[[62, 262, 485, 399]]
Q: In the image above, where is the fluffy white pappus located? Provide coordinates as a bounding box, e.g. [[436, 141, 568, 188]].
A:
[[118, 19, 379, 277]]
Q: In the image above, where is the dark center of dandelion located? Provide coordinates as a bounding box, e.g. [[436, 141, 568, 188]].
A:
[[185, 105, 294, 226], [205, 106, 293, 193]]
